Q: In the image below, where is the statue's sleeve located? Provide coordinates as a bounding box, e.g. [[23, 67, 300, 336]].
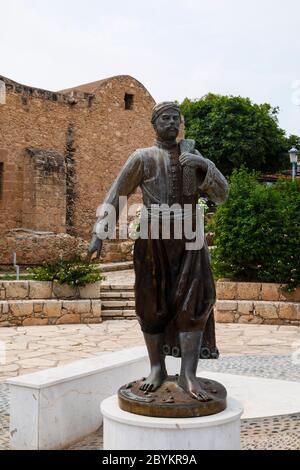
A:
[[93, 150, 143, 233], [194, 149, 229, 204]]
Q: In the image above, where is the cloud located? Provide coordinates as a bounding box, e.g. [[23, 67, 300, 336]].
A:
[[1, 0, 300, 134]]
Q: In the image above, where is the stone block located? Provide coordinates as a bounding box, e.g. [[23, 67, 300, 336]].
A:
[[79, 282, 101, 299], [237, 301, 254, 316], [10, 301, 33, 317], [262, 319, 283, 325], [43, 301, 62, 318], [261, 283, 281, 301], [216, 301, 237, 311], [237, 283, 261, 300], [216, 282, 237, 300], [2, 302, 9, 314], [56, 313, 81, 325], [52, 282, 78, 299], [29, 282, 52, 300], [91, 300, 102, 317], [5, 282, 29, 300], [254, 302, 279, 319], [280, 287, 300, 302], [22, 318, 49, 326], [0, 289, 5, 300], [278, 303, 300, 321], [238, 315, 263, 324], [216, 311, 235, 323], [62, 300, 91, 314], [33, 302, 44, 313]]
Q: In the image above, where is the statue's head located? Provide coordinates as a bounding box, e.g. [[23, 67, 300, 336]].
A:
[[151, 102, 181, 141]]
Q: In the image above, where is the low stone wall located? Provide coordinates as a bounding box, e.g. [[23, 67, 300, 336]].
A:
[[216, 281, 300, 302], [0, 280, 102, 327], [1, 280, 300, 327], [0, 280, 101, 300], [216, 282, 300, 325], [0, 299, 102, 327]]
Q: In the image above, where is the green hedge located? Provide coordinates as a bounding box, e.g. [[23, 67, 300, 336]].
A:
[[211, 168, 300, 290]]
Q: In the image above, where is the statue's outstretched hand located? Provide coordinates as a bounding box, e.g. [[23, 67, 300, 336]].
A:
[[87, 234, 103, 262]]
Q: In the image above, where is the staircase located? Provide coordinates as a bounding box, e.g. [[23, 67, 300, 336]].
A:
[[100, 284, 136, 320]]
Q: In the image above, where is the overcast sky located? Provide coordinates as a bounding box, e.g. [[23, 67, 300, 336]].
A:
[[1, 0, 300, 135]]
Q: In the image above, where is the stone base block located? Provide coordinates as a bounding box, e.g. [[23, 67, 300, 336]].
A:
[[101, 395, 243, 450]]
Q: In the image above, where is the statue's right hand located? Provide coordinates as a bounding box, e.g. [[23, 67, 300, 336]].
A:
[[87, 234, 103, 262]]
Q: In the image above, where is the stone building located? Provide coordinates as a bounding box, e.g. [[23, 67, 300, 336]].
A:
[[0, 74, 159, 265]]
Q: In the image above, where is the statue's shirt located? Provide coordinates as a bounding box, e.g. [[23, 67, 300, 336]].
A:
[[98, 139, 229, 218]]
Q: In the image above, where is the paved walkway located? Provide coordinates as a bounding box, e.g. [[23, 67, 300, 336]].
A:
[[1, 322, 300, 383], [1, 321, 300, 450], [0, 266, 300, 450]]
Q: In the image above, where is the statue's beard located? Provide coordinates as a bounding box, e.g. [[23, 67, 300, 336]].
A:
[[155, 128, 179, 142]]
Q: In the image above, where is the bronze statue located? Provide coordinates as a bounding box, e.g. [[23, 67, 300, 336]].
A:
[[89, 102, 229, 412]]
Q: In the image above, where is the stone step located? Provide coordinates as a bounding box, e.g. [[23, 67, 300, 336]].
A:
[[100, 291, 135, 299], [101, 309, 136, 318], [95, 261, 134, 273], [0, 299, 102, 327], [101, 284, 134, 291], [101, 300, 135, 309]]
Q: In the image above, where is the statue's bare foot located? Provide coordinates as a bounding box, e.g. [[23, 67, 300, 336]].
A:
[[178, 375, 212, 402], [139, 365, 167, 392]]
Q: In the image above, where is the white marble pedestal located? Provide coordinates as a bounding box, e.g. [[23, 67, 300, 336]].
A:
[[101, 395, 243, 450]]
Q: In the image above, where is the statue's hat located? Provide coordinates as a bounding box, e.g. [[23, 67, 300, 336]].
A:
[[151, 101, 181, 124]]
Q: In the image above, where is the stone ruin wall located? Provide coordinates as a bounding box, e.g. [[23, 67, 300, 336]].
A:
[[0, 75, 170, 265]]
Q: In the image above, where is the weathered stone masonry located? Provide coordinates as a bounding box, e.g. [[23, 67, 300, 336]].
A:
[[0, 74, 161, 264]]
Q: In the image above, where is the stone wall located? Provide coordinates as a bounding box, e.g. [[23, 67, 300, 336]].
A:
[[22, 149, 66, 233], [0, 74, 169, 264], [216, 281, 300, 325], [0, 230, 89, 265], [0, 280, 102, 327], [2, 280, 300, 327]]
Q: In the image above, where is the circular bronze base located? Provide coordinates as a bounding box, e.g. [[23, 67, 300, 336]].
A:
[[118, 376, 227, 418]]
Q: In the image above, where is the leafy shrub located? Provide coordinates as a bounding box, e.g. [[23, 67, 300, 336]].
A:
[[27, 258, 104, 287], [211, 168, 300, 290]]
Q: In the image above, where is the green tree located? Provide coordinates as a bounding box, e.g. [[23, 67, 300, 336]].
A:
[[285, 134, 300, 150], [180, 94, 290, 175], [210, 168, 300, 290]]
